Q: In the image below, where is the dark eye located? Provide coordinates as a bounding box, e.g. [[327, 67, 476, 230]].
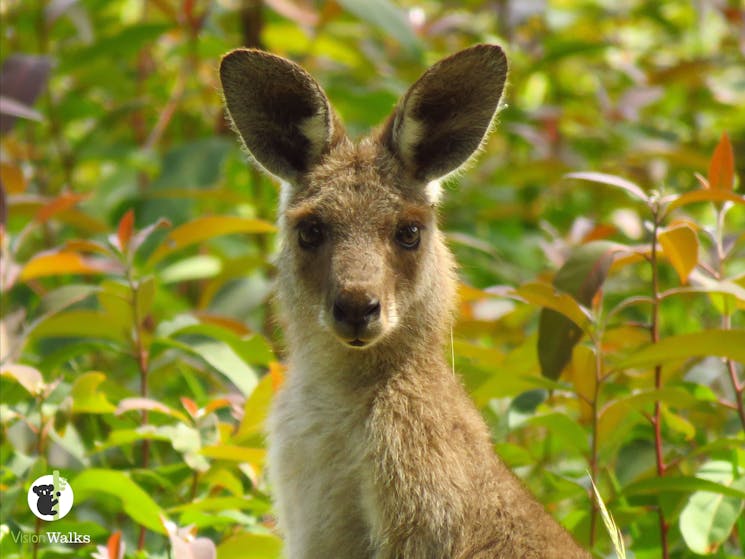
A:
[[395, 224, 421, 250], [298, 221, 324, 250]]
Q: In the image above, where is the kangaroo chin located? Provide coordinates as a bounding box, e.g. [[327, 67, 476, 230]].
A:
[[220, 44, 590, 559]]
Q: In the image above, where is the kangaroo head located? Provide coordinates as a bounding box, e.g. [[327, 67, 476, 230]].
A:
[[220, 46, 507, 352]]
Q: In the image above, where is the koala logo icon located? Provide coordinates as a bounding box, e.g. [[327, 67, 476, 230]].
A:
[[27, 472, 74, 521], [32, 483, 59, 516]]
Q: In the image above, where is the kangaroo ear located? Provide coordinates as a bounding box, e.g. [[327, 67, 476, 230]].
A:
[[220, 49, 338, 182], [382, 44, 508, 183]]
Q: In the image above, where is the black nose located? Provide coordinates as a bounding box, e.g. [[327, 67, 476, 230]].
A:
[[333, 293, 381, 329]]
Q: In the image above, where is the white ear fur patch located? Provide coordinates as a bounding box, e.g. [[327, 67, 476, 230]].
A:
[[425, 179, 443, 205], [299, 101, 331, 165], [393, 94, 423, 168]]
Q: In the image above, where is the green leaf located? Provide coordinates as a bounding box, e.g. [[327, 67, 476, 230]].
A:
[[169, 322, 274, 366], [536, 241, 617, 379], [92, 428, 172, 453], [680, 461, 745, 555], [336, 0, 422, 56], [615, 330, 745, 369], [115, 397, 189, 422], [598, 388, 698, 444], [70, 371, 116, 414], [60, 24, 171, 71], [156, 337, 259, 396], [565, 171, 648, 201], [30, 309, 127, 342], [136, 275, 156, 320], [36, 284, 99, 317], [624, 475, 745, 500], [169, 496, 262, 514], [73, 469, 167, 533], [524, 412, 589, 454]]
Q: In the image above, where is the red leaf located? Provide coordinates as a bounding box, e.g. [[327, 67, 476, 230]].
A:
[[707, 132, 734, 192], [180, 397, 199, 418], [35, 192, 88, 223], [107, 531, 122, 559], [117, 209, 135, 252]]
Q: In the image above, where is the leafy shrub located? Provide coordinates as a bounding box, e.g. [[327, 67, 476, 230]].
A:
[[1, 1, 743, 558]]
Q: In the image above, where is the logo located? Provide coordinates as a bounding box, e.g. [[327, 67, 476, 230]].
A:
[[27, 471, 74, 521]]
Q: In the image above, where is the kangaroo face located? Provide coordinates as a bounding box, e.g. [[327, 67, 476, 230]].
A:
[[279, 142, 437, 348], [220, 45, 507, 351]]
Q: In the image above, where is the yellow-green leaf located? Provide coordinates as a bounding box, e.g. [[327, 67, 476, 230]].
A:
[[0, 162, 26, 193], [116, 397, 189, 422], [598, 388, 698, 444], [235, 372, 274, 441], [658, 224, 699, 284], [666, 189, 745, 213], [517, 281, 591, 331], [616, 330, 745, 369], [661, 403, 695, 441], [200, 444, 266, 466], [566, 345, 596, 423], [148, 216, 276, 265], [30, 309, 128, 342], [71, 371, 116, 414], [217, 532, 282, 559]]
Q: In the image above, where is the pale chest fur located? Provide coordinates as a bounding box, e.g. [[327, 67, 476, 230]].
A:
[[267, 359, 377, 558]]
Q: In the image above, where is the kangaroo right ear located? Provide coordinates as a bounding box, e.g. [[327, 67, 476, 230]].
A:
[[382, 44, 508, 183], [220, 49, 337, 182]]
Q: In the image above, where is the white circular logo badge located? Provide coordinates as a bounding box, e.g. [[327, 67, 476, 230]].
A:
[[27, 472, 74, 521]]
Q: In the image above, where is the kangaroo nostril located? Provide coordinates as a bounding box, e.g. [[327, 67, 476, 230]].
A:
[[332, 300, 347, 323], [364, 299, 381, 321], [333, 294, 381, 327]]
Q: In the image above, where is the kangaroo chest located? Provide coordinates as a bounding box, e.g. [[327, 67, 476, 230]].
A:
[[267, 372, 377, 557]]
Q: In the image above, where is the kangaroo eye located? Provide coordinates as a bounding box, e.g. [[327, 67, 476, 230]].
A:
[[395, 224, 421, 250], [298, 221, 324, 250]]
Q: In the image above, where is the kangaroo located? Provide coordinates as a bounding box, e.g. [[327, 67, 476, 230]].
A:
[[220, 44, 589, 559]]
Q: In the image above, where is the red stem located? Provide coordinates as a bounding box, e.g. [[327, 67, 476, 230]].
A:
[[650, 215, 669, 559]]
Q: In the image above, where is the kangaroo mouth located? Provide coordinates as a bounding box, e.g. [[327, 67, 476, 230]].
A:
[[349, 338, 366, 347]]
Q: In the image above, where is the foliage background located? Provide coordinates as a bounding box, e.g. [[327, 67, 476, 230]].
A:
[[1, 1, 744, 558]]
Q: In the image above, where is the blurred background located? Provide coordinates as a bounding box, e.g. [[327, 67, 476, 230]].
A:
[[2, 1, 744, 558]]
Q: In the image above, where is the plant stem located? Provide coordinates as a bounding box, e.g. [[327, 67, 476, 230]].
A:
[[588, 341, 602, 547], [128, 271, 150, 550], [32, 398, 44, 559], [650, 212, 669, 559], [714, 207, 745, 432]]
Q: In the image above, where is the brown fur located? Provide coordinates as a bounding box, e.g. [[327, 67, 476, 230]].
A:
[[220, 44, 589, 559]]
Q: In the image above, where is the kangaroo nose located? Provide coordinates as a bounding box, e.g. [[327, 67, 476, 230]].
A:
[[333, 293, 381, 328]]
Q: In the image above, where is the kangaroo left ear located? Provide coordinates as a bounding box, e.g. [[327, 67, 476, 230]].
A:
[[220, 48, 341, 183], [381, 44, 508, 183]]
